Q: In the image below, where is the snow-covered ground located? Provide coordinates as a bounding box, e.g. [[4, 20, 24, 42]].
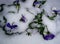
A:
[[0, 0, 60, 44]]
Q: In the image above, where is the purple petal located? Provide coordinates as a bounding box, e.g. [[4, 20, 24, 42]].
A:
[[53, 10, 60, 13], [6, 23, 10, 27], [53, 10, 58, 13], [6, 23, 18, 29], [20, 15, 26, 22], [43, 34, 55, 40], [6, 23, 12, 29], [12, 25, 18, 28], [34, 1, 41, 5], [16, 0, 19, 2]]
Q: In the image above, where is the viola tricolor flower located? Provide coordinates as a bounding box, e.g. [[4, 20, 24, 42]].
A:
[[20, 15, 26, 22], [42, 26, 55, 40], [6, 23, 18, 29], [43, 33, 55, 40]]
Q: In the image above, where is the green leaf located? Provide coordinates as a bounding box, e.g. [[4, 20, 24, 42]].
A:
[[35, 9, 45, 19], [0, 4, 5, 12], [28, 22, 35, 29], [3, 16, 7, 23], [41, 0, 46, 5], [5, 32, 14, 36], [26, 32, 31, 36], [47, 14, 57, 20], [13, 1, 20, 12], [8, 11, 15, 13], [37, 0, 47, 7], [38, 26, 45, 35]]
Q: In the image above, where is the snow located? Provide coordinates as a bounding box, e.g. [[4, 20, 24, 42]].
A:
[[0, 0, 60, 44]]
